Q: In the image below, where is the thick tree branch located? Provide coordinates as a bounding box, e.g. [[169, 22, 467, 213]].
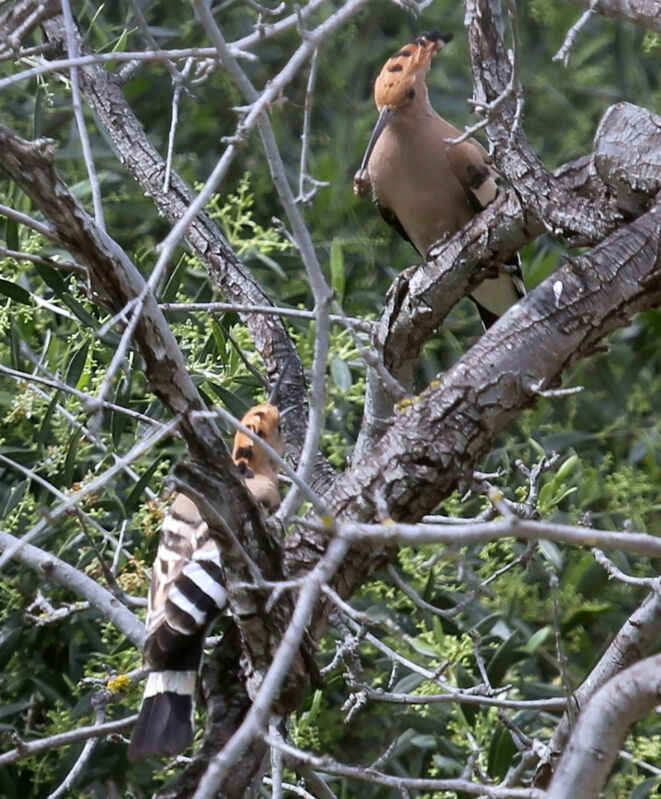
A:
[[295, 200, 661, 594], [546, 651, 661, 798], [467, 0, 622, 244], [535, 587, 661, 787]]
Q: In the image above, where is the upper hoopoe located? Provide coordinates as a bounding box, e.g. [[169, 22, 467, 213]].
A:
[[127, 402, 284, 760], [355, 30, 524, 327]]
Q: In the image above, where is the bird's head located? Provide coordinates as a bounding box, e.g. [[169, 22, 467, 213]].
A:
[[357, 31, 453, 174], [232, 403, 284, 477], [374, 30, 451, 112]]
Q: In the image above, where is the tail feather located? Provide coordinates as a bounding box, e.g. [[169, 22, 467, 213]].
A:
[[127, 672, 195, 760]]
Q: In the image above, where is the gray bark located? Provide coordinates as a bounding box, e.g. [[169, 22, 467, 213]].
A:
[[546, 651, 661, 798], [567, 0, 661, 32], [535, 588, 661, 787]]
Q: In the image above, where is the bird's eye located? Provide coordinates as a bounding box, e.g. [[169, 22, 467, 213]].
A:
[[407, 88, 416, 100]]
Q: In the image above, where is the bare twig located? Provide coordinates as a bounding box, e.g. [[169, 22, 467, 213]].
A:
[[44, 701, 105, 799], [60, 0, 105, 230], [0, 713, 137, 767], [266, 735, 544, 798], [0, 199, 58, 240], [191, 535, 351, 799], [553, 0, 600, 66], [0, 245, 87, 276], [592, 548, 661, 588], [0, 530, 145, 645], [296, 47, 329, 204], [338, 517, 661, 559], [160, 299, 374, 333]]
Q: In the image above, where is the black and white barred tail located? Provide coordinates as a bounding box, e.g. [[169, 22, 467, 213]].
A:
[[127, 495, 227, 760]]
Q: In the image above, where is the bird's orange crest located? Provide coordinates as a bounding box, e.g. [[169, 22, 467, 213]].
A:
[[232, 403, 283, 477], [374, 30, 453, 110]]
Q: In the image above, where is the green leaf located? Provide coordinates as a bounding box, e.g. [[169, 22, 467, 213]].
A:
[[330, 356, 352, 393], [34, 86, 43, 138], [0, 479, 28, 518], [34, 261, 67, 294], [65, 341, 90, 388], [392, 673, 424, 693], [0, 278, 32, 305], [125, 456, 164, 513], [0, 618, 23, 668], [561, 602, 611, 633], [432, 616, 445, 648], [432, 753, 463, 777], [487, 723, 516, 780], [4, 217, 19, 251], [538, 539, 564, 571], [408, 636, 439, 658], [112, 27, 129, 53], [307, 689, 323, 722], [162, 254, 189, 302], [555, 453, 579, 482], [111, 377, 131, 449], [528, 437, 546, 458], [487, 632, 519, 688], [63, 429, 82, 487], [203, 381, 248, 419], [251, 250, 287, 279], [60, 294, 97, 328], [210, 320, 227, 360], [329, 237, 345, 300], [37, 391, 61, 450], [409, 733, 436, 749], [631, 777, 661, 799], [521, 626, 552, 654]]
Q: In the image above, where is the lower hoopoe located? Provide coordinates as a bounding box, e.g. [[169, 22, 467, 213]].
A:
[[127, 402, 284, 759]]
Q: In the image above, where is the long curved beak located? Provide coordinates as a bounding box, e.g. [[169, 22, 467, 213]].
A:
[[359, 106, 395, 173]]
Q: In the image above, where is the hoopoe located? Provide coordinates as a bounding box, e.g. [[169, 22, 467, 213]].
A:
[[354, 30, 524, 327], [127, 403, 284, 760]]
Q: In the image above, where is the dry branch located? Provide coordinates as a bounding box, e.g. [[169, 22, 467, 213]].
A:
[[546, 651, 661, 798], [40, 15, 321, 484], [0, 531, 145, 647]]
